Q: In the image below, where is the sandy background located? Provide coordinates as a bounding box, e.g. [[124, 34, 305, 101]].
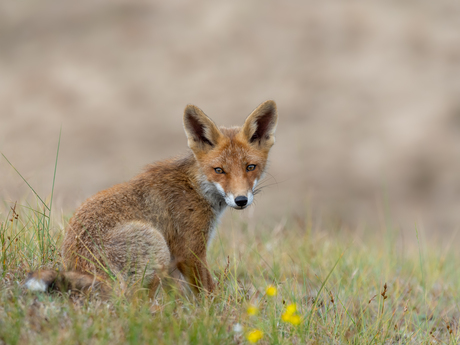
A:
[[1, 1, 460, 235]]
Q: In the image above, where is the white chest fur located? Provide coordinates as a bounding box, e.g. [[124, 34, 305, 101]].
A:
[[198, 178, 227, 247]]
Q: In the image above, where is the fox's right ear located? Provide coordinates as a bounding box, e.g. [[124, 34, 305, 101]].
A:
[[183, 105, 222, 154]]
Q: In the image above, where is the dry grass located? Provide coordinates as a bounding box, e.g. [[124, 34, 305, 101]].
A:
[[1, 199, 460, 344]]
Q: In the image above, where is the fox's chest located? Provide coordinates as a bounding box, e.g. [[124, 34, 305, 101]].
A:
[[206, 200, 227, 247]]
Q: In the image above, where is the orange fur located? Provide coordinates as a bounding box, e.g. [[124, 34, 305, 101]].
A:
[[26, 100, 278, 297]]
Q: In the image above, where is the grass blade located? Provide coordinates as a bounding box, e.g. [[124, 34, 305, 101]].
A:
[[1, 153, 49, 211]]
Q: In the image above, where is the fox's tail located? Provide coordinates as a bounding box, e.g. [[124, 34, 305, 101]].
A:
[[25, 270, 110, 297]]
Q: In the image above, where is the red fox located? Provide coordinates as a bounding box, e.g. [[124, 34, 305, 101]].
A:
[[25, 100, 278, 297]]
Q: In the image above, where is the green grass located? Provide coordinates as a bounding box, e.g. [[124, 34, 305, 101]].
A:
[[1, 200, 460, 344], [1, 142, 460, 344]]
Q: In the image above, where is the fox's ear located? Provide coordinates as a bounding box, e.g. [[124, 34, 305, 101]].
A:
[[183, 104, 222, 153], [242, 100, 278, 149]]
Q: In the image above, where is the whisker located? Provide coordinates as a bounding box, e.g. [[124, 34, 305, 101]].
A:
[[252, 173, 289, 197], [253, 177, 275, 190]]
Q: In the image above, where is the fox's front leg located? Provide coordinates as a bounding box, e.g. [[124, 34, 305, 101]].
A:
[[178, 256, 214, 294]]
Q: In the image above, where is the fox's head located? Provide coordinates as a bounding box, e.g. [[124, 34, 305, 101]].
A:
[[183, 100, 278, 210]]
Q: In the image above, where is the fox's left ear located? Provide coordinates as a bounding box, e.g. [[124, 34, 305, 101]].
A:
[[242, 100, 278, 149]]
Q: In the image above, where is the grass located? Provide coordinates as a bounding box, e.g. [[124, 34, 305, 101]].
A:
[[1, 146, 460, 344], [1, 199, 460, 345]]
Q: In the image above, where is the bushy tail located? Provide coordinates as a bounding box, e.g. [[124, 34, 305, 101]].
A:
[[25, 270, 110, 297]]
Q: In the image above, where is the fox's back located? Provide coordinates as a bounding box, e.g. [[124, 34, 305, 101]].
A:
[[61, 154, 214, 273]]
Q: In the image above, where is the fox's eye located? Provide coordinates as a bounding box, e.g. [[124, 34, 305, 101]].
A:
[[214, 167, 225, 174], [246, 164, 256, 172]]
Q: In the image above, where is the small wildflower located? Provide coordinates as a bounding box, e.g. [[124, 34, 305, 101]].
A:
[[233, 323, 243, 333], [281, 303, 302, 325], [285, 303, 296, 314], [246, 329, 263, 343], [247, 305, 259, 316], [265, 285, 277, 296], [288, 314, 301, 325], [281, 313, 291, 322]]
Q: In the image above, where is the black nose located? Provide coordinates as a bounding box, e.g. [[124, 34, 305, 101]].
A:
[[234, 196, 248, 207]]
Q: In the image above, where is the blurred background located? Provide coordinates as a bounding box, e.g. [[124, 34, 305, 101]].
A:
[[1, 0, 460, 236]]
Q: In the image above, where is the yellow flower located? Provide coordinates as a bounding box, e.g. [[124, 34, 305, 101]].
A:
[[281, 303, 302, 325], [281, 312, 291, 322], [265, 285, 277, 296], [285, 303, 296, 314], [247, 329, 263, 343], [281, 303, 296, 321], [247, 305, 259, 316], [288, 314, 302, 325]]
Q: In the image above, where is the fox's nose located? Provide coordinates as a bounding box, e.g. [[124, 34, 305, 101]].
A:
[[234, 196, 248, 207]]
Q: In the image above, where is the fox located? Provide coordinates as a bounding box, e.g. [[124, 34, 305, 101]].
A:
[[25, 100, 278, 298]]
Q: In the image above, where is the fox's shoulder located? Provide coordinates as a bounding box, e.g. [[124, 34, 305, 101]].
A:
[[133, 153, 199, 189]]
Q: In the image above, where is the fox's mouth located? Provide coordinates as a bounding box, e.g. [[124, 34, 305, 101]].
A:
[[233, 205, 247, 210]]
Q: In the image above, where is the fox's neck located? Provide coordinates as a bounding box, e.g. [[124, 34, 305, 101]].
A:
[[198, 176, 227, 215], [187, 155, 227, 247]]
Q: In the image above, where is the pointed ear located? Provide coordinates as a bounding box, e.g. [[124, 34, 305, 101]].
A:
[[183, 104, 222, 153], [242, 100, 278, 149]]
